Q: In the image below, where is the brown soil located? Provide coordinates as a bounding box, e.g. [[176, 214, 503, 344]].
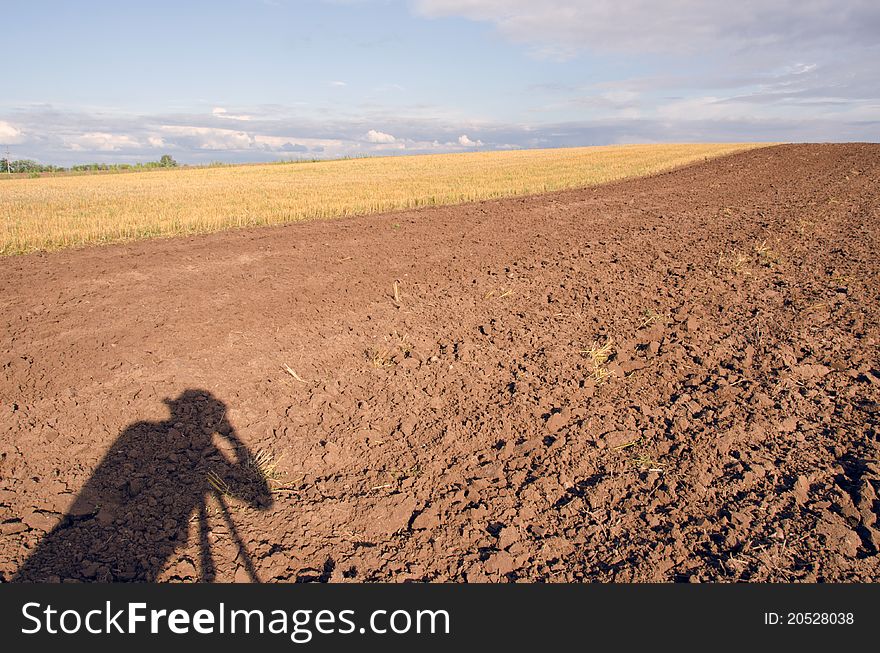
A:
[[2, 143, 879, 583]]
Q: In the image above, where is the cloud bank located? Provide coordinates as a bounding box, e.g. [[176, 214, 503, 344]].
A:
[[1, 2, 877, 164], [2, 100, 875, 167]]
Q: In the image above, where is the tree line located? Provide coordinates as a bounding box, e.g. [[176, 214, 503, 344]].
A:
[[1, 154, 178, 175]]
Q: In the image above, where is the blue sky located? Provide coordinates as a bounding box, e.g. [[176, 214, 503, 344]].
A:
[[2, 0, 878, 164]]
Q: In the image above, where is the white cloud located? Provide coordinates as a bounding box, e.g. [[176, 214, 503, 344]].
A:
[[328, 80, 347, 87], [157, 126, 350, 156], [147, 136, 166, 148], [253, 134, 345, 154], [457, 134, 483, 146], [65, 132, 141, 151], [212, 107, 253, 121], [0, 120, 25, 144], [365, 129, 396, 143], [160, 125, 254, 150], [792, 63, 818, 75]]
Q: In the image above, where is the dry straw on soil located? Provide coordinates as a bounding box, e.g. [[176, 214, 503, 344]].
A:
[[0, 143, 767, 254]]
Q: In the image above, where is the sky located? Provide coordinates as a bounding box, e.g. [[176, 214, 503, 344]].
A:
[[1, 0, 878, 165]]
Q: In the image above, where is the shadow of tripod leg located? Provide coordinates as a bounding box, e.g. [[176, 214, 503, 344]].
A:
[[198, 501, 216, 582], [213, 490, 261, 583]]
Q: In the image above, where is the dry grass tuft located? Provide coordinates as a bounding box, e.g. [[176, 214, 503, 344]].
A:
[[717, 249, 752, 274], [754, 240, 782, 266], [368, 332, 411, 368], [484, 287, 513, 300], [246, 449, 284, 486], [630, 453, 664, 472], [638, 307, 666, 329], [207, 449, 285, 498], [580, 339, 614, 382], [206, 470, 233, 497]]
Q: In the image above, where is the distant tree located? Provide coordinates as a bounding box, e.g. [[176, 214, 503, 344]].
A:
[[4, 159, 56, 174], [159, 154, 178, 168]]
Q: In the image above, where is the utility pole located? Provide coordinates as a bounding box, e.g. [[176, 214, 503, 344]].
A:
[[3, 145, 10, 174]]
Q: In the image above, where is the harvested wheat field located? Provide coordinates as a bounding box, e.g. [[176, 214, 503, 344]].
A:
[[1, 143, 879, 583], [1, 143, 761, 254]]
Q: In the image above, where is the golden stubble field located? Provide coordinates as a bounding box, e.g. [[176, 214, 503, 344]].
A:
[[0, 143, 769, 254]]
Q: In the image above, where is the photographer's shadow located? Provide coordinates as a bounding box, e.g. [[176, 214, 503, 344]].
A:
[[14, 390, 273, 582]]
